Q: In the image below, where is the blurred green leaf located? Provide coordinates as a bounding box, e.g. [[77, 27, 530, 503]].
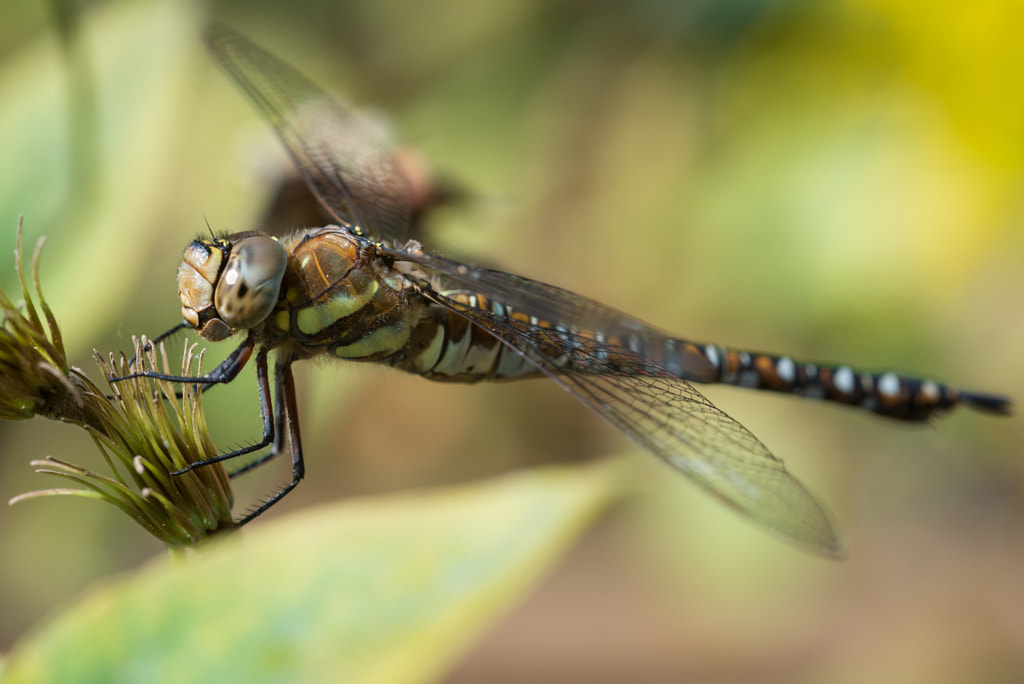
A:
[[3, 460, 623, 684], [0, 0, 203, 351]]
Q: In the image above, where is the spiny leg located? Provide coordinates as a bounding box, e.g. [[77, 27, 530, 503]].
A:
[[172, 346, 276, 475], [111, 332, 258, 404], [226, 357, 291, 479], [125, 321, 190, 370], [122, 333, 305, 524], [106, 321, 198, 401], [112, 332, 256, 387], [234, 360, 305, 526]]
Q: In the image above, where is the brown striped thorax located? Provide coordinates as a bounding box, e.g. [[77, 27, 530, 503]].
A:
[[124, 26, 1011, 548], [272, 228, 412, 362]]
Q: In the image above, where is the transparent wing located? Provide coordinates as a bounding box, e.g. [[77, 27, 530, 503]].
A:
[[205, 24, 413, 241], [396, 252, 842, 556], [385, 245, 719, 379]]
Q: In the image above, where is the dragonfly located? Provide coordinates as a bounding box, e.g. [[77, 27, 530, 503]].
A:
[[119, 25, 1011, 556]]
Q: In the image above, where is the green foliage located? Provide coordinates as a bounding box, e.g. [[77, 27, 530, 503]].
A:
[[3, 461, 622, 684]]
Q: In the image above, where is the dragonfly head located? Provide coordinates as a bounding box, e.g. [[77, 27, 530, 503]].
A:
[[178, 234, 287, 342]]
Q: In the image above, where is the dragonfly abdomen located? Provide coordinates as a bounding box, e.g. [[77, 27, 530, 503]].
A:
[[391, 278, 1010, 420], [683, 344, 1011, 421], [392, 291, 542, 382]]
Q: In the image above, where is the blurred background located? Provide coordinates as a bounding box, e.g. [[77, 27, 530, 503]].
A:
[[1, 0, 1022, 681]]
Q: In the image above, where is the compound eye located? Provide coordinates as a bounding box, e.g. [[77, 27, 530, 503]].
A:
[[214, 236, 287, 330]]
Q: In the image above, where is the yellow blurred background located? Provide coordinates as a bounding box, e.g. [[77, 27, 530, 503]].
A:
[[0, 0, 1022, 681]]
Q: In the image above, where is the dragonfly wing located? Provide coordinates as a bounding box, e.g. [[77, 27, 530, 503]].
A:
[[399, 258, 842, 557], [385, 246, 720, 379], [559, 366, 842, 556], [205, 24, 413, 242]]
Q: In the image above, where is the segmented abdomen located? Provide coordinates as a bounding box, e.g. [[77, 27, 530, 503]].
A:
[[393, 290, 1010, 421], [681, 344, 1011, 420], [393, 292, 540, 382]]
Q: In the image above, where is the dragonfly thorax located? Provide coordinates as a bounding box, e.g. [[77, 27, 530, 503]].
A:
[[178, 234, 287, 341]]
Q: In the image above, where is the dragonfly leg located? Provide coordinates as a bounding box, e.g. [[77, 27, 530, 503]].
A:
[[112, 333, 256, 387], [125, 321, 190, 369], [107, 333, 257, 402], [171, 347, 275, 475], [233, 360, 305, 526], [225, 358, 291, 479]]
